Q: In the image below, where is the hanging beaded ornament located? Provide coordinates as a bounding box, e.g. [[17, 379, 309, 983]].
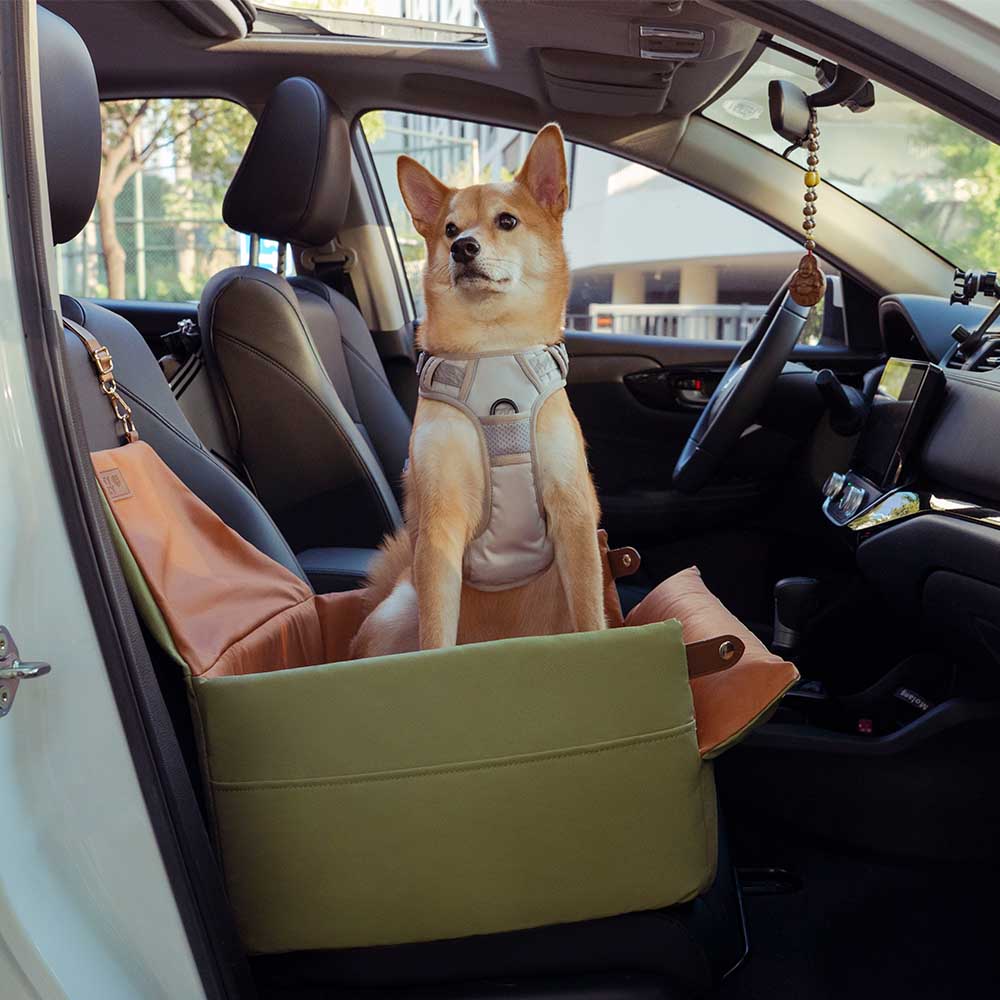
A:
[[789, 113, 826, 308]]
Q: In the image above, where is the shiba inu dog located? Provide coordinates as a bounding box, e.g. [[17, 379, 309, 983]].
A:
[[352, 124, 605, 655]]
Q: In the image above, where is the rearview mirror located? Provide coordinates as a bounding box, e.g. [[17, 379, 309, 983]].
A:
[[768, 80, 812, 144]]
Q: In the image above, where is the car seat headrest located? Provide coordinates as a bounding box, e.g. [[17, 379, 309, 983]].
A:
[[223, 77, 350, 247], [38, 7, 102, 246]]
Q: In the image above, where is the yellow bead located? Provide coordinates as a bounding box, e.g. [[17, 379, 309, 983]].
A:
[[804, 171, 820, 188]]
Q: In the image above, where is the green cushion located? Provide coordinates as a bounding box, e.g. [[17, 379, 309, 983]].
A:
[[194, 620, 717, 953]]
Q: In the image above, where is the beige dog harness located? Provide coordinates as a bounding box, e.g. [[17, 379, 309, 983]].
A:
[[417, 343, 570, 591]]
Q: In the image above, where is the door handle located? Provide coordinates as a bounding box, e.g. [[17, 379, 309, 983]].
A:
[[0, 625, 52, 719]]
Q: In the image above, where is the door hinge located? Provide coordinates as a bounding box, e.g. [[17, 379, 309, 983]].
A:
[[0, 625, 51, 719]]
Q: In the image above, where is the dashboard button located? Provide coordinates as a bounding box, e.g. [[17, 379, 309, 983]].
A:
[[823, 471, 846, 499], [840, 485, 866, 518]]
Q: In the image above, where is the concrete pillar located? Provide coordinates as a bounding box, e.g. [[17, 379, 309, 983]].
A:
[[611, 269, 644, 304], [679, 262, 718, 305]]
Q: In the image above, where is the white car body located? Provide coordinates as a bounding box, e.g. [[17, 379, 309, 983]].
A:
[[0, 92, 207, 1000]]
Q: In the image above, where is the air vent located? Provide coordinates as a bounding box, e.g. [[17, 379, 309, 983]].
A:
[[948, 334, 1000, 372], [971, 341, 1000, 372], [946, 346, 969, 370]]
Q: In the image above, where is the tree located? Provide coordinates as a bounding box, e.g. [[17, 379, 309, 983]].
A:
[[879, 116, 1000, 271], [97, 99, 254, 299]]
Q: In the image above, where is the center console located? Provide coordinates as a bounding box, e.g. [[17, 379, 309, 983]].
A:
[[821, 358, 944, 527]]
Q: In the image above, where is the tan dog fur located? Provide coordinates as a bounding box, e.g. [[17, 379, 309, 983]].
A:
[[352, 124, 605, 655]]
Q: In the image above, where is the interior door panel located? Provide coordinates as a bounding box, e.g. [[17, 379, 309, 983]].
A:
[[87, 298, 198, 357], [565, 330, 875, 544]]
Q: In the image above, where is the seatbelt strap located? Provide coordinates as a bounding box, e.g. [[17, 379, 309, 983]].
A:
[[64, 317, 139, 444]]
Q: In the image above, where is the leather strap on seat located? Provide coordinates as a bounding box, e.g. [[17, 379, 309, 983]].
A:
[[64, 317, 139, 444]]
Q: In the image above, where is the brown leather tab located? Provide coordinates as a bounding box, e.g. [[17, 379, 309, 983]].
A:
[[608, 545, 641, 579], [597, 529, 625, 627], [625, 566, 799, 757], [97, 466, 133, 501], [684, 634, 745, 679]]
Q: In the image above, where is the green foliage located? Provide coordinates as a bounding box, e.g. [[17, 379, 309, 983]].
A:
[[879, 116, 1000, 270], [83, 98, 256, 301], [361, 110, 386, 143]]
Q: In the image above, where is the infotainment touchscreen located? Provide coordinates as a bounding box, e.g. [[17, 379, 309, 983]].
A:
[[852, 359, 944, 489]]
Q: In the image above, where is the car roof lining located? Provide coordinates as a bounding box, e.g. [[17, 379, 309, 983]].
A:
[[41, 0, 954, 297], [41, 1, 760, 160]]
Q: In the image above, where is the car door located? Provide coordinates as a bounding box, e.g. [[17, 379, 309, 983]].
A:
[[0, 35, 210, 1000]]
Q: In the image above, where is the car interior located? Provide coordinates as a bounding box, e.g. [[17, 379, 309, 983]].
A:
[[14, 0, 1000, 997]]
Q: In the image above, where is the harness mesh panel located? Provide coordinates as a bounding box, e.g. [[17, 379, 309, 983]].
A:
[[483, 418, 531, 458]]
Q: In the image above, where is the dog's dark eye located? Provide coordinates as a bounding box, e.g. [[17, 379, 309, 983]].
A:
[[445, 222, 459, 239], [496, 213, 518, 231]]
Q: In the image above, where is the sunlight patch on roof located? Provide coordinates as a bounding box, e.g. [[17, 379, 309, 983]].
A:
[[255, 1, 487, 44]]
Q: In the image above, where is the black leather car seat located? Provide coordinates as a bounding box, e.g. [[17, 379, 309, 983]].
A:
[[38, 11, 305, 587], [38, 9, 745, 998], [199, 77, 411, 559]]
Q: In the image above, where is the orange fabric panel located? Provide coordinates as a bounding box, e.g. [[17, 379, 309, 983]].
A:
[[93, 443, 320, 676], [316, 589, 370, 664], [626, 566, 799, 755]]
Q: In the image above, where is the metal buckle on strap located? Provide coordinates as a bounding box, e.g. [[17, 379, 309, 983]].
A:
[[92, 345, 114, 375], [415, 350, 429, 376], [64, 319, 140, 445]]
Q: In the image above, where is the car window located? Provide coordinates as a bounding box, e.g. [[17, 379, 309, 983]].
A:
[[55, 97, 278, 303], [703, 37, 999, 271], [361, 111, 838, 345]]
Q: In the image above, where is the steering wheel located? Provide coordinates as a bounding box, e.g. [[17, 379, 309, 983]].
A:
[[672, 278, 812, 493]]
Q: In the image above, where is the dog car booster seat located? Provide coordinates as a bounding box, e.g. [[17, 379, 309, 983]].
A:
[[72, 304, 797, 956], [89, 435, 796, 955], [416, 343, 569, 590]]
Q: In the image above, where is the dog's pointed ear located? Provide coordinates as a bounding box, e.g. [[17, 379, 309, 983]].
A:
[[517, 123, 568, 218], [397, 155, 451, 238]]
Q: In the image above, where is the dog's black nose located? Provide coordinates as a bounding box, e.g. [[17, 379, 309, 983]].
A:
[[451, 236, 481, 264]]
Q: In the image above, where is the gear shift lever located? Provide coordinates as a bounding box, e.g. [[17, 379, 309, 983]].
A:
[[773, 577, 820, 659]]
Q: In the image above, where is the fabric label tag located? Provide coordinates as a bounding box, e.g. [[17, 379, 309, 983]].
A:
[[98, 467, 133, 501]]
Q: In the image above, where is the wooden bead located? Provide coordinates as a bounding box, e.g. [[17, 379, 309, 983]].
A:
[[805, 191, 818, 202]]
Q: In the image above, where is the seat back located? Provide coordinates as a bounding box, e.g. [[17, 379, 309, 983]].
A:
[[39, 15, 306, 585], [200, 77, 409, 554]]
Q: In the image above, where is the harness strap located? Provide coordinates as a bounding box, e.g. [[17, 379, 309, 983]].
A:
[[64, 317, 139, 444], [546, 343, 569, 379]]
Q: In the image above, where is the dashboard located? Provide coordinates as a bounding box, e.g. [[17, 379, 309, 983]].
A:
[[822, 358, 943, 526], [823, 289, 1000, 671]]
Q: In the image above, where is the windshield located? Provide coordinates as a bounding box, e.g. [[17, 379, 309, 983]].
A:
[[704, 39, 999, 271]]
